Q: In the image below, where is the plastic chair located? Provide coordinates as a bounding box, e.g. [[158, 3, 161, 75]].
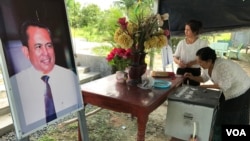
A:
[[227, 43, 244, 60], [210, 42, 229, 57]]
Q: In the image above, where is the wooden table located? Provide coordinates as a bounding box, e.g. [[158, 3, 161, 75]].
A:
[[78, 74, 183, 141]]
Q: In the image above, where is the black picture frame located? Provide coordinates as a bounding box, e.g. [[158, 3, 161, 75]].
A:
[[0, 0, 84, 139]]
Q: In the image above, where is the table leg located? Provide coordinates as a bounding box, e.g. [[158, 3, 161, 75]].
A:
[[136, 115, 149, 141], [78, 122, 82, 141]]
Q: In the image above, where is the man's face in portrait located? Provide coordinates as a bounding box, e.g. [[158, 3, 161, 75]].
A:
[[22, 26, 55, 74]]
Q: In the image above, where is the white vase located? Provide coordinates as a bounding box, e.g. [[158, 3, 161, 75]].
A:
[[116, 71, 127, 83]]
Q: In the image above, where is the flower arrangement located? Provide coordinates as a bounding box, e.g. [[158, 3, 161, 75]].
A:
[[107, 1, 168, 77], [106, 47, 131, 71], [113, 14, 168, 53]]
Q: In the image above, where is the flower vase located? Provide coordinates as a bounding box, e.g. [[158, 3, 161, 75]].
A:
[[127, 52, 147, 86], [116, 71, 127, 83]]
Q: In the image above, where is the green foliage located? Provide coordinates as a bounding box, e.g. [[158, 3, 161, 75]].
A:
[[169, 37, 184, 52], [38, 135, 55, 141], [70, 28, 85, 38], [200, 32, 231, 44], [80, 4, 101, 27], [213, 33, 231, 42], [87, 109, 126, 141], [65, 0, 82, 28], [99, 8, 123, 42], [113, 0, 154, 19], [169, 32, 231, 52], [92, 45, 113, 56], [66, 0, 233, 53], [65, 0, 153, 42], [114, 0, 136, 17], [66, 123, 78, 130], [66, 1, 123, 42]]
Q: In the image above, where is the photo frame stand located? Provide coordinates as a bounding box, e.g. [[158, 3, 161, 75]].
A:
[[78, 109, 90, 141]]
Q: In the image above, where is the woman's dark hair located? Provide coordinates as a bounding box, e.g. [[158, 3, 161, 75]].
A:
[[196, 47, 217, 63], [186, 19, 203, 35]]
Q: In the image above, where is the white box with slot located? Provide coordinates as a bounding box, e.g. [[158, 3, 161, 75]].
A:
[[165, 85, 221, 141]]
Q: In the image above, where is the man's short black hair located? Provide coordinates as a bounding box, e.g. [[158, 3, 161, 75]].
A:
[[19, 20, 51, 47]]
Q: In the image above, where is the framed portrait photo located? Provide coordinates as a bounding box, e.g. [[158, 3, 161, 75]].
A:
[[0, 0, 84, 139]]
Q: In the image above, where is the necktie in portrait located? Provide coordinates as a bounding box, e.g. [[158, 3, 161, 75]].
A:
[[41, 75, 57, 123]]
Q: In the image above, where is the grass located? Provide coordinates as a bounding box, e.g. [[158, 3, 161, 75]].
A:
[[33, 105, 138, 141]]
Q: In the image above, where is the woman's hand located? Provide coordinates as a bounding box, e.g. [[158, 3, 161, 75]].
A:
[[184, 72, 193, 79], [186, 60, 197, 68], [186, 62, 193, 68], [184, 73, 204, 83], [178, 60, 187, 68]]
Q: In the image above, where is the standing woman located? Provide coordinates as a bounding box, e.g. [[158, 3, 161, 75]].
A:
[[184, 47, 250, 141], [173, 19, 208, 86]]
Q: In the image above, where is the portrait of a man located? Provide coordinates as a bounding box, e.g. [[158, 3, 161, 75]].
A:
[[0, 0, 84, 137], [10, 20, 83, 133]]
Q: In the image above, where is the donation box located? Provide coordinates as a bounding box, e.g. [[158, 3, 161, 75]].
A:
[[165, 85, 221, 141]]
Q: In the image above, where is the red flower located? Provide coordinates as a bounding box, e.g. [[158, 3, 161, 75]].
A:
[[164, 29, 170, 36], [118, 17, 128, 30], [106, 53, 115, 61], [106, 47, 131, 71]]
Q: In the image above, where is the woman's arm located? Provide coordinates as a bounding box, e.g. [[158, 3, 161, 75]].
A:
[[184, 73, 204, 82], [173, 40, 187, 68], [173, 56, 179, 64], [173, 56, 186, 68], [200, 84, 220, 89], [186, 59, 198, 68], [185, 72, 220, 89]]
